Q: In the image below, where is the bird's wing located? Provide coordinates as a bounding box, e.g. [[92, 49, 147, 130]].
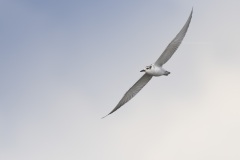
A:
[[102, 73, 152, 118], [154, 9, 193, 67]]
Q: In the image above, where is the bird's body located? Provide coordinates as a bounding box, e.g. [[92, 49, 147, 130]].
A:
[[143, 64, 170, 76], [102, 9, 193, 118]]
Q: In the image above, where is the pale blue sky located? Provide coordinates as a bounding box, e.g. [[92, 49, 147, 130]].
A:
[[1, 0, 240, 160]]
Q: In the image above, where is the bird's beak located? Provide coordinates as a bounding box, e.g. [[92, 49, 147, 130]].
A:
[[140, 69, 145, 72]]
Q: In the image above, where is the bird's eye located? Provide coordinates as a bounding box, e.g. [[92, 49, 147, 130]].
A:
[[146, 65, 152, 70]]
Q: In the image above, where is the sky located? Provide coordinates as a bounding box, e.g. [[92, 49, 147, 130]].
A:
[[1, 0, 240, 160]]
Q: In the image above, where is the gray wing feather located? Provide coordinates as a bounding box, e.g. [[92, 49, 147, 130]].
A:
[[102, 73, 152, 118], [155, 9, 193, 67]]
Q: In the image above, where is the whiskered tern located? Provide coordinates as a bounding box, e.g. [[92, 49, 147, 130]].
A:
[[103, 9, 193, 118]]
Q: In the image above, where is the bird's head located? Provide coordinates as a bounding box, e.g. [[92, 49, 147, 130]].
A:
[[140, 64, 153, 72]]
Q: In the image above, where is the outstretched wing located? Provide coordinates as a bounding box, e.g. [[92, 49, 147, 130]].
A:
[[155, 9, 193, 67], [102, 73, 152, 118]]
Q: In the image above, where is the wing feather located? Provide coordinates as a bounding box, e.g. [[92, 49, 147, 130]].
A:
[[155, 9, 193, 66], [102, 73, 152, 118]]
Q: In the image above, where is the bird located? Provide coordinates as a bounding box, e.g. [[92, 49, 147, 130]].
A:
[[102, 9, 193, 118]]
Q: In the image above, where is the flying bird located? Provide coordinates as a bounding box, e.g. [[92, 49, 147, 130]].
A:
[[103, 9, 193, 118]]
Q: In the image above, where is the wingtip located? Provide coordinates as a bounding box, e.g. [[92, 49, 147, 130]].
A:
[[101, 114, 110, 119], [101, 116, 107, 119], [188, 7, 193, 20], [191, 7, 194, 14]]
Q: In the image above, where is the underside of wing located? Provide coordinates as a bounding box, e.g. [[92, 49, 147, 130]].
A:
[[155, 9, 193, 67], [102, 73, 152, 118]]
